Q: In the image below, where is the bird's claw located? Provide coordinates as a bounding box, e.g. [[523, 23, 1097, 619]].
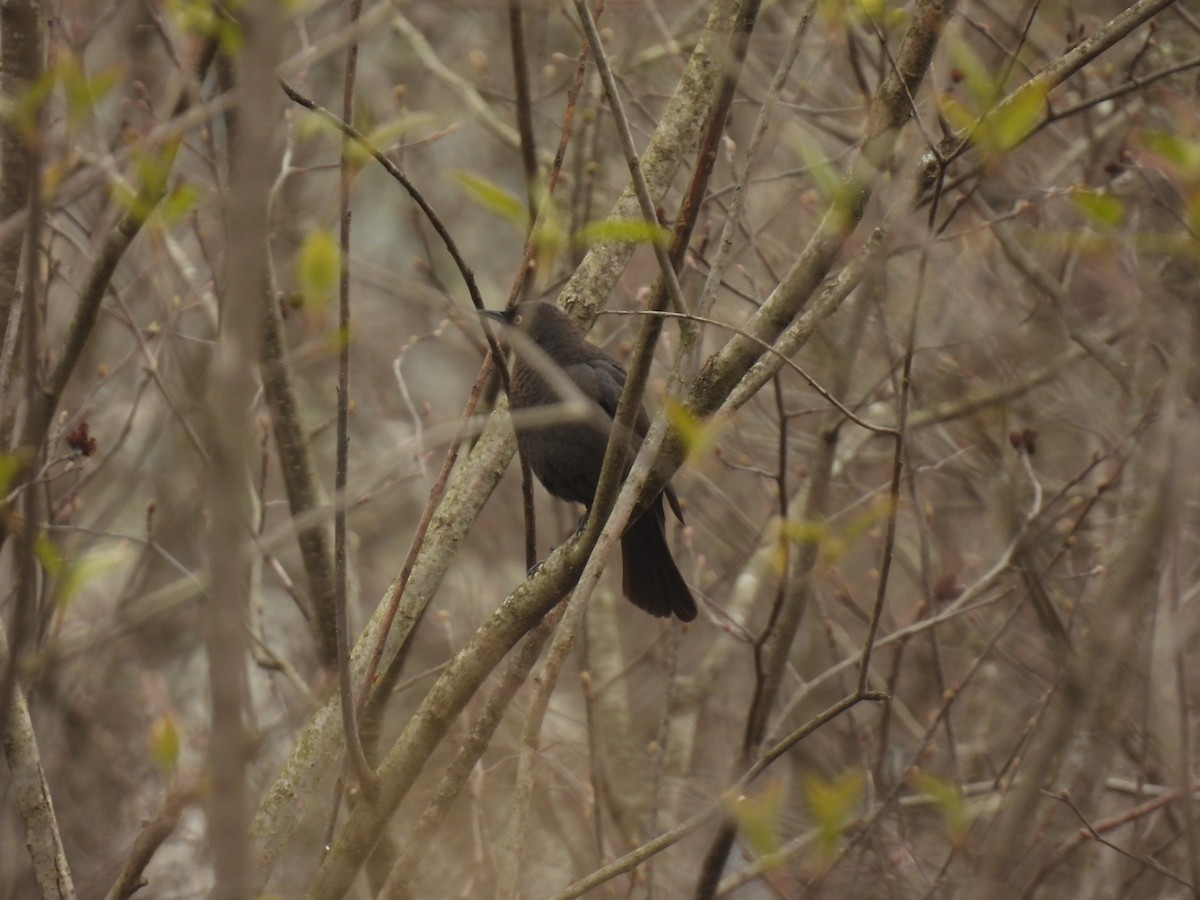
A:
[[527, 543, 558, 576]]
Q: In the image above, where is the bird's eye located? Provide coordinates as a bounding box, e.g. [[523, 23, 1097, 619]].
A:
[[513, 313, 523, 324]]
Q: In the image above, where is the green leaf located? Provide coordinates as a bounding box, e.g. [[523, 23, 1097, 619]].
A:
[[1072, 188, 1125, 229], [778, 519, 828, 546], [0, 453, 21, 496], [133, 139, 178, 198], [159, 181, 200, 227], [297, 113, 343, 144], [947, 39, 996, 109], [787, 127, 842, 201], [34, 533, 63, 579], [841, 495, 892, 544], [804, 770, 863, 861], [728, 780, 784, 858], [151, 714, 181, 774], [326, 324, 354, 354], [531, 217, 568, 284], [43, 153, 77, 198], [165, 0, 243, 53], [335, 114, 440, 167], [59, 55, 122, 129], [939, 40, 1047, 158], [574, 218, 672, 248], [912, 771, 974, 844], [780, 520, 841, 566], [110, 182, 143, 219], [666, 399, 720, 461], [0, 67, 56, 142], [988, 80, 1047, 153], [54, 543, 131, 614], [365, 113, 438, 151], [777, 497, 886, 566], [854, 0, 888, 24], [110, 139, 184, 224], [452, 170, 528, 229], [937, 94, 976, 136], [1141, 131, 1200, 177], [819, 0, 897, 27], [510, 182, 574, 284], [296, 228, 341, 314]]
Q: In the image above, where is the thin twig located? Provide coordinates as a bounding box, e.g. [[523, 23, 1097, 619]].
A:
[[333, 0, 376, 793], [10, 37, 220, 516], [1056, 790, 1193, 889], [508, 0, 539, 209], [695, 0, 816, 321], [103, 787, 198, 900], [277, 80, 508, 372], [613, 308, 897, 436], [571, 0, 690, 317], [856, 244, 923, 691]]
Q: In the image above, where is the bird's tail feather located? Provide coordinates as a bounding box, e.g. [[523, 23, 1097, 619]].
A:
[[620, 501, 696, 621]]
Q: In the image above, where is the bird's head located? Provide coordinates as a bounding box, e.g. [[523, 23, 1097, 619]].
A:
[[478, 301, 585, 348]]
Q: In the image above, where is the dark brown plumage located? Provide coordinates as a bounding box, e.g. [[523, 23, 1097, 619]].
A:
[[482, 301, 696, 621]]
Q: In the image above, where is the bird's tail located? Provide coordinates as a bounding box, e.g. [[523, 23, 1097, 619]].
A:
[[621, 500, 696, 621]]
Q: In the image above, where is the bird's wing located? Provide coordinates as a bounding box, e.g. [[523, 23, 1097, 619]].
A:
[[568, 356, 626, 419], [571, 356, 686, 523], [569, 356, 659, 440]]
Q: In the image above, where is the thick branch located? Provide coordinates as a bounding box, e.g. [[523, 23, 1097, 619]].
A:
[[0, 621, 74, 898]]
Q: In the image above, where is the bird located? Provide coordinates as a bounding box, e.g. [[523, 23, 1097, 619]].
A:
[[480, 301, 696, 622]]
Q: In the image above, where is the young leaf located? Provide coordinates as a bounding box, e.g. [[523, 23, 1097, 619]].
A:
[[34, 532, 63, 580], [854, 0, 888, 25], [54, 543, 132, 616], [165, 0, 242, 53], [0, 453, 20, 496], [1072, 188, 1125, 229], [728, 780, 784, 858], [59, 55, 123, 129], [912, 771, 973, 844], [452, 170, 528, 229], [574, 218, 671, 248], [296, 228, 341, 314], [786, 126, 842, 201], [1140, 131, 1200, 177], [666, 399, 720, 461], [778, 519, 828, 547], [937, 94, 976, 137], [159, 181, 200, 227], [366, 113, 438, 152], [988, 80, 1047, 153], [0, 67, 57, 142], [151, 714, 181, 775], [804, 770, 863, 861], [946, 39, 996, 109]]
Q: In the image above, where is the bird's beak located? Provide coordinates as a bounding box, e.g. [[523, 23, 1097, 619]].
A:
[[478, 308, 509, 326]]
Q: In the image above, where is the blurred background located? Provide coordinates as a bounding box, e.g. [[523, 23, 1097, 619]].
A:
[[2, 0, 1199, 897]]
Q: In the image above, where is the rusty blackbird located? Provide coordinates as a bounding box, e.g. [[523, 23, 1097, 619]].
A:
[[481, 301, 696, 621]]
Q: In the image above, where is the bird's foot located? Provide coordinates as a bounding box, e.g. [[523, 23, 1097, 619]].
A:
[[527, 543, 558, 576]]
